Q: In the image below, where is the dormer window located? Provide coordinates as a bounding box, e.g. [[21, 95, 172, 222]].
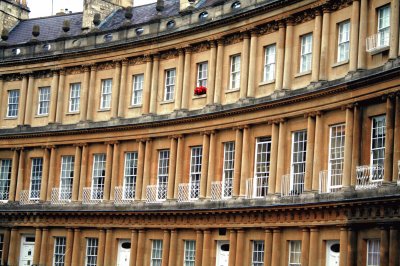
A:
[[42, 44, 51, 51], [166, 20, 175, 29], [199, 11, 208, 22], [135, 28, 144, 36], [11, 48, 21, 56], [231, 1, 241, 10], [103, 33, 113, 42]]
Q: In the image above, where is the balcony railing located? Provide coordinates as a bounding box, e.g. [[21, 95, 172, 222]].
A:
[[114, 186, 135, 205], [82, 187, 103, 204], [397, 161, 400, 186], [246, 177, 269, 199], [0, 191, 9, 203], [281, 173, 305, 197], [50, 188, 72, 205], [19, 190, 40, 205], [177, 181, 199, 202], [211, 180, 233, 201], [146, 184, 167, 203], [355, 165, 384, 190], [366, 31, 390, 53], [319, 170, 343, 194]]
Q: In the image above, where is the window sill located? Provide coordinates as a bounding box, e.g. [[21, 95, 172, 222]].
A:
[[97, 108, 111, 112], [4, 116, 17, 120], [332, 60, 349, 68], [259, 79, 275, 86], [225, 88, 240, 94], [294, 70, 311, 78], [128, 104, 142, 109], [66, 112, 79, 116], [368, 45, 390, 56], [160, 100, 174, 105], [192, 94, 207, 99], [35, 114, 48, 118]]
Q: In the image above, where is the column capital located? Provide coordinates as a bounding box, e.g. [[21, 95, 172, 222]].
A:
[[144, 54, 152, 62], [21, 71, 33, 76], [341, 103, 356, 110], [278, 20, 286, 28], [104, 140, 119, 145], [382, 92, 397, 100], [209, 40, 217, 48], [314, 8, 322, 16], [41, 145, 56, 150], [217, 38, 224, 46], [113, 60, 122, 67], [152, 53, 160, 61], [322, 4, 332, 13], [82, 65, 91, 72], [168, 134, 183, 140], [200, 131, 212, 136], [90, 64, 97, 71], [240, 30, 251, 39], [59, 68, 66, 76], [263, 228, 272, 233], [304, 112, 318, 118], [11, 147, 24, 151], [285, 16, 294, 26]]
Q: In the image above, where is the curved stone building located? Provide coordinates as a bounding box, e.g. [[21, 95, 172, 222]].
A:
[[0, 0, 399, 265]]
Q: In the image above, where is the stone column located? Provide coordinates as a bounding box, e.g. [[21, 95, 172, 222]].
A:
[[40, 147, 50, 202], [142, 139, 152, 201], [24, 73, 35, 125], [240, 126, 250, 196], [389, 227, 399, 266], [301, 228, 310, 266], [129, 229, 138, 266], [357, 0, 368, 69], [308, 228, 319, 266], [135, 229, 145, 266], [168, 229, 178, 265], [343, 106, 354, 188], [389, 0, 399, 59], [247, 31, 258, 97], [275, 121, 286, 194], [55, 69, 66, 123], [346, 228, 357, 266], [49, 70, 59, 123], [233, 128, 243, 197], [228, 229, 237, 266], [104, 229, 113, 266], [65, 228, 74, 266], [136, 140, 145, 201], [46, 146, 57, 200], [17, 75, 28, 125], [339, 227, 348, 266], [7, 228, 18, 266], [384, 95, 395, 182], [349, 0, 360, 72], [200, 132, 210, 199], [97, 229, 106, 266], [235, 229, 245, 266], [103, 143, 113, 201], [207, 41, 217, 105], [282, 18, 294, 90], [175, 49, 185, 110], [15, 149, 25, 201], [174, 136, 184, 198], [9, 149, 19, 201], [319, 8, 330, 81], [181, 48, 192, 110], [263, 229, 273, 266], [110, 142, 119, 201], [393, 94, 400, 183], [80, 65, 90, 121], [271, 228, 281, 266], [149, 54, 160, 114], [311, 10, 322, 82], [214, 39, 224, 104], [381, 227, 389, 266], [275, 21, 286, 91], [72, 145, 82, 201], [33, 227, 42, 265], [1, 228, 10, 265], [111, 61, 122, 118], [39, 228, 48, 265], [202, 229, 211, 266], [312, 113, 323, 191], [240, 32, 250, 99], [142, 56, 152, 114], [304, 115, 315, 192], [167, 137, 177, 200], [162, 230, 171, 266], [351, 104, 361, 186], [86, 65, 97, 121], [78, 144, 88, 201], [195, 230, 204, 266], [206, 131, 216, 198], [268, 123, 279, 195], [71, 228, 81, 266], [118, 59, 128, 117]]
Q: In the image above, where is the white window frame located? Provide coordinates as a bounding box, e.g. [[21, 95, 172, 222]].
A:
[[6, 90, 19, 118], [264, 44, 276, 82], [85, 238, 98, 266], [328, 124, 345, 192], [251, 240, 264, 266], [189, 146, 202, 200], [197, 62, 208, 87], [123, 152, 138, 200], [183, 240, 196, 266], [253, 137, 271, 198], [164, 69, 176, 101], [91, 154, 106, 200], [366, 239, 380, 266], [288, 240, 302, 266], [222, 142, 235, 198], [151, 240, 163, 266], [53, 236, 67, 266], [0, 159, 12, 201], [230, 54, 241, 90], [0, 233, 3, 263], [29, 158, 43, 200], [37, 87, 50, 115], [300, 34, 313, 73], [377, 5, 390, 48], [59, 156, 74, 201], [132, 74, 144, 105], [370, 115, 386, 181], [290, 131, 307, 195], [337, 21, 350, 62], [157, 150, 169, 201], [100, 79, 112, 109], [69, 83, 81, 113]]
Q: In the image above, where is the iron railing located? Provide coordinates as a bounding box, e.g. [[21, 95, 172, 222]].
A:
[[355, 165, 384, 190], [281, 173, 305, 197], [82, 187, 103, 204], [319, 170, 343, 193], [19, 190, 40, 205], [114, 186, 135, 205], [366, 30, 390, 52], [50, 188, 72, 205], [146, 184, 167, 203]]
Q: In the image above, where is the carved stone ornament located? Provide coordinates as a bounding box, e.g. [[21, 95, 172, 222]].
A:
[[223, 32, 244, 45], [257, 21, 279, 35], [128, 56, 146, 65], [293, 10, 316, 25], [329, 0, 352, 11], [160, 49, 179, 60], [66, 66, 85, 75], [34, 70, 52, 79], [96, 61, 115, 71], [191, 42, 211, 54], [4, 73, 23, 82]]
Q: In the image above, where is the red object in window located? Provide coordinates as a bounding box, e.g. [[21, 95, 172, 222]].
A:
[[194, 86, 207, 96]]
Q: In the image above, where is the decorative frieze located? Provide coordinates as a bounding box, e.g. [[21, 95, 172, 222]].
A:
[[128, 56, 145, 65], [160, 49, 179, 60], [191, 42, 210, 54], [3, 73, 23, 81], [223, 32, 244, 46], [66, 66, 85, 75], [96, 61, 115, 71]]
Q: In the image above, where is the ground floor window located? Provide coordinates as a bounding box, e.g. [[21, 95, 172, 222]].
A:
[[53, 236, 66, 266], [288, 240, 301, 266], [184, 240, 196, 266], [151, 239, 163, 266], [252, 240, 264, 266], [367, 239, 380, 266], [85, 238, 99, 266]]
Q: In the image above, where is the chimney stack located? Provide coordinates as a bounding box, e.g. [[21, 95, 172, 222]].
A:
[[0, 0, 29, 34]]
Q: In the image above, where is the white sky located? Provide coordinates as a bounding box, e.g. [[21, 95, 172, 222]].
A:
[[27, 0, 156, 18]]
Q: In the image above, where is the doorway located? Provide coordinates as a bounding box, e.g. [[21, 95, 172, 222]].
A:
[[326, 240, 340, 266], [216, 240, 229, 266], [117, 240, 131, 266], [19, 236, 35, 266]]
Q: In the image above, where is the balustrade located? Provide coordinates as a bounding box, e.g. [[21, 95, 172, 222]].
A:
[[355, 165, 384, 190]]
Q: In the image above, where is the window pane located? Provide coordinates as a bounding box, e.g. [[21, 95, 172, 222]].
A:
[[53, 237, 66, 266], [254, 137, 271, 197], [123, 152, 138, 199], [164, 69, 176, 101], [7, 90, 20, 117], [132, 74, 144, 105], [264, 44, 276, 81], [0, 159, 12, 201], [190, 146, 202, 199], [157, 150, 169, 200], [38, 87, 50, 115], [86, 238, 98, 266], [100, 79, 112, 109], [59, 156, 74, 200], [230, 55, 241, 89], [92, 154, 106, 199], [184, 240, 196, 266], [69, 83, 81, 112], [30, 158, 43, 199], [222, 142, 235, 198]]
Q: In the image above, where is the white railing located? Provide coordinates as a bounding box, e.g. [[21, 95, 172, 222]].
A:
[[397, 161, 400, 186], [246, 178, 254, 199], [177, 182, 199, 202], [146, 184, 167, 203], [19, 190, 40, 205], [211, 181, 222, 201], [319, 170, 343, 194], [50, 188, 72, 205], [0, 191, 9, 202], [281, 173, 305, 197], [355, 165, 384, 190], [82, 187, 103, 204], [114, 186, 135, 205], [366, 31, 389, 53]]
